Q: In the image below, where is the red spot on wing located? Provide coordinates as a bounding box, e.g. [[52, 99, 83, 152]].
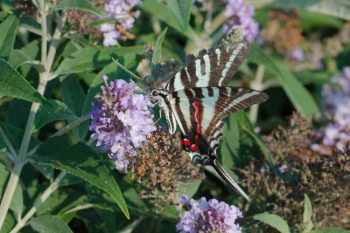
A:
[[193, 100, 201, 141], [182, 138, 191, 146], [190, 144, 199, 151]]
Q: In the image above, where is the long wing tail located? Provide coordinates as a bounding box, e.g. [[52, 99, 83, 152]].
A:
[[211, 159, 250, 201]]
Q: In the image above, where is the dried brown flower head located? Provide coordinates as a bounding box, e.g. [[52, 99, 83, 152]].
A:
[[263, 10, 304, 54], [67, 0, 106, 37], [238, 114, 350, 229], [133, 130, 203, 210], [263, 113, 316, 161]]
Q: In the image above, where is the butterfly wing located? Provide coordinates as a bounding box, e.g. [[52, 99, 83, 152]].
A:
[[167, 87, 268, 155], [164, 41, 249, 92]]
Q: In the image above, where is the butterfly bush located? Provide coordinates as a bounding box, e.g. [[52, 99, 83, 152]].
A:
[[224, 0, 259, 42], [99, 0, 141, 46], [312, 67, 350, 153], [177, 196, 242, 233], [90, 76, 156, 173]]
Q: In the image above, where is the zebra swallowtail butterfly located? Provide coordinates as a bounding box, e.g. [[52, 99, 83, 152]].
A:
[[151, 33, 268, 201]]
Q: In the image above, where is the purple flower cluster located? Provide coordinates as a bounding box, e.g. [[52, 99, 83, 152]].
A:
[[99, 0, 141, 46], [177, 196, 242, 233], [90, 76, 156, 172], [224, 0, 259, 42], [312, 67, 350, 153]]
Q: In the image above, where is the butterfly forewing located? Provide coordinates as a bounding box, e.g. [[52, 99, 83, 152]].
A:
[[167, 87, 268, 155], [165, 42, 249, 92]]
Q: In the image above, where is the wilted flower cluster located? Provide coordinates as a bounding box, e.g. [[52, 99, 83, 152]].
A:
[[224, 0, 259, 42], [263, 10, 304, 61], [99, 0, 141, 46], [312, 67, 350, 154], [177, 196, 242, 233], [238, 114, 350, 229], [90, 76, 156, 173], [134, 129, 202, 210]]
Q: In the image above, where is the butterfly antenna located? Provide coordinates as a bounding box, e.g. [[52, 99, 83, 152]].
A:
[[112, 58, 143, 81], [211, 159, 250, 201]]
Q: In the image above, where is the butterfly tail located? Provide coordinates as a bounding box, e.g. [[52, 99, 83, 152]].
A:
[[211, 159, 250, 201]]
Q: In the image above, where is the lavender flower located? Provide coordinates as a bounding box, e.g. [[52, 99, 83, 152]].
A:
[[313, 67, 350, 152], [90, 76, 156, 172], [98, 0, 141, 46], [177, 196, 242, 233], [224, 0, 259, 42], [289, 48, 304, 62]]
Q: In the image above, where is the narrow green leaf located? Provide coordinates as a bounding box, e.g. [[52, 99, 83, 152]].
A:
[[29, 215, 73, 233], [303, 194, 313, 223], [52, 0, 103, 16], [151, 28, 168, 75], [248, 46, 319, 117], [310, 228, 350, 233], [271, 0, 350, 21], [31, 136, 130, 219], [0, 58, 45, 103], [236, 112, 275, 166], [254, 212, 290, 233], [34, 100, 77, 131], [165, 0, 192, 30], [0, 15, 19, 57]]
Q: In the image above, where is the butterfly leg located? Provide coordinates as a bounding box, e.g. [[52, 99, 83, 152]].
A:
[[153, 109, 163, 124]]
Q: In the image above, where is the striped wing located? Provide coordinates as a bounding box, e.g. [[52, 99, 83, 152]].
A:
[[165, 42, 249, 92], [168, 87, 268, 155]]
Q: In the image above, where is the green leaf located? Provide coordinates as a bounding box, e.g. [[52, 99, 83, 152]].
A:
[[142, 0, 195, 38], [310, 228, 350, 233], [303, 194, 313, 223], [165, 0, 192, 31], [0, 58, 44, 103], [236, 112, 275, 166], [61, 77, 87, 140], [29, 215, 73, 233], [151, 28, 168, 74], [271, 0, 350, 21], [31, 136, 130, 219], [10, 184, 23, 218], [55, 48, 111, 75], [248, 46, 319, 117], [52, 0, 103, 16], [0, 15, 19, 57], [34, 100, 77, 131], [254, 212, 290, 233]]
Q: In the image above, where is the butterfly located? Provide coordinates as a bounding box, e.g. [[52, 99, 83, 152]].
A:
[[149, 33, 268, 201]]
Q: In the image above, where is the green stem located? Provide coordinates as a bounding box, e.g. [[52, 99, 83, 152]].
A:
[[0, 1, 53, 229], [9, 172, 66, 233], [0, 162, 24, 230], [249, 65, 265, 124]]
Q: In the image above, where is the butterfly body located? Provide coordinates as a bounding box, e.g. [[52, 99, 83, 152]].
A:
[[151, 34, 268, 201]]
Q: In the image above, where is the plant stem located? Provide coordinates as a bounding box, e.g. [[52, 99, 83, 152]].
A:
[[0, 162, 24, 230], [249, 65, 265, 124], [9, 172, 66, 233], [0, 1, 50, 229]]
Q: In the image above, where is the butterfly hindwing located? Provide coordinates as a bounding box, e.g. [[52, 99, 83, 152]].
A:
[[167, 87, 268, 155]]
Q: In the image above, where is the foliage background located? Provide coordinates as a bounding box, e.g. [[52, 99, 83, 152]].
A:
[[0, 0, 349, 232]]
